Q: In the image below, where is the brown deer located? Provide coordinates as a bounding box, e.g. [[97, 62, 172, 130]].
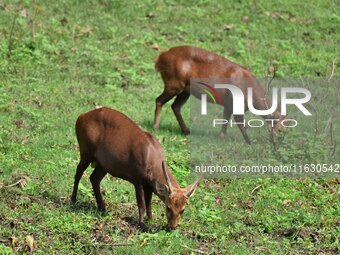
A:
[[71, 107, 201, 230], [153, 45, 285, 144]]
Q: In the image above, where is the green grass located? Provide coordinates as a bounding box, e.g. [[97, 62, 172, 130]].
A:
[[0, 0, 339, 254]]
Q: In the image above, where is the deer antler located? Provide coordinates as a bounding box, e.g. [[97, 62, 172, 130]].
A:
[[162, 161, 173, 194], [185, 173, 204, 198]]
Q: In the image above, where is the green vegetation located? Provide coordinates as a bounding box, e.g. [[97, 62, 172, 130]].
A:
[[0, 0, 339, 254]]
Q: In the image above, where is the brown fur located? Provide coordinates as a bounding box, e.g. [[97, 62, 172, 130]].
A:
[[153, 45, 284, 144], [71, 107, 200, 230]]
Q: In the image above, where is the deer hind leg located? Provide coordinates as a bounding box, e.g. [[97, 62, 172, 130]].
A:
[[233, 115, 251, 144], [171, 90, 190, 134], [153, 88, 178, 131], [90, 166, 107, 212], [71, 156, 92, 203], [154, 78, 186, 131]]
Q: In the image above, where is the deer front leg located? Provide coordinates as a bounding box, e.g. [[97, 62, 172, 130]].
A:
[[234, 114, 251, 144], [134, 184, 146, 230], [153, 89, 177, 131], [219, 106, 232, 138], [143, 185, 153, 220]]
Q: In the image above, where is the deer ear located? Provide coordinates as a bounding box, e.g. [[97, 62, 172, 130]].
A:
[[155, 181, 171, 197]]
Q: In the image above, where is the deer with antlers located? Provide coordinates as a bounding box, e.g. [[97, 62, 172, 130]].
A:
[[71, 107, 202, 230]]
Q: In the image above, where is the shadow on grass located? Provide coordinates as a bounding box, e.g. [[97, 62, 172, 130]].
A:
[[121, 216, 140, 228], [68, 201, 100, 214], [41, 190, 103, 215], [121, 216, 164, 233], [139, 119, 183, 135]]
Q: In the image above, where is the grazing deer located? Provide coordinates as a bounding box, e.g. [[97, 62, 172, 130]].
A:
[[71, 107, 201, 230], [153, 45, 284, 144]]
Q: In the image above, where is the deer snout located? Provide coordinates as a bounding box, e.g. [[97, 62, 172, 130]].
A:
[[165, 211, 180, 230], [166, 222, 178, 231]]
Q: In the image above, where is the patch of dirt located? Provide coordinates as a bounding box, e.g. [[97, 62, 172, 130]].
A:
[[278, 228, 320, 243]]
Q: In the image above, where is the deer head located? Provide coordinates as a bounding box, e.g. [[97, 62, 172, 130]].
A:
[[155, 161, 202, 230]]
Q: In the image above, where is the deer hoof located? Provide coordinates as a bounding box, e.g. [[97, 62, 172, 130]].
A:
[[70, 196, 76, 204], [219, 132, 226, 138], [182, 129, 190, 135], [139, 223, 147, 232]]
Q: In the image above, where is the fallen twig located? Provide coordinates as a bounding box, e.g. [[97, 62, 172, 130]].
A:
[[5, 180, 22, 188], [324, 116, 336, 157], [327, 59, 336, 82], [330, 140, 336, 157], [264, 64, 276, 97], [307, 103, 319, 134], [324, 117, 332, 134], [180, 244, 210, 255], [31, 0, 36, 39], [7, 13, 18, 58], [5, 177, 27, 188], [93, 242, 134, 247], [251, 185, 262, 195], [329, 118, 334, 146], [262, 65, 276, 111]]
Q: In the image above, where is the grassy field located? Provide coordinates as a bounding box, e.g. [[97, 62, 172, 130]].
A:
[[0, 0, 339, 254]]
